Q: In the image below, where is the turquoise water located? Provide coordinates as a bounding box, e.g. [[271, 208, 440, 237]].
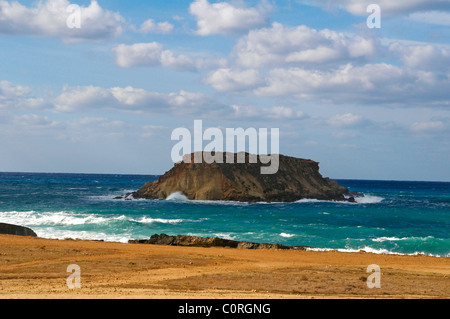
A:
[[0, 172, 449, 257]]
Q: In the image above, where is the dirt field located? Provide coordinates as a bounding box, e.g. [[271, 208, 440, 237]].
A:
[[0, 235, 448, 299]]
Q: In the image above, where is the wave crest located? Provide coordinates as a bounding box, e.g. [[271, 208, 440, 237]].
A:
[[166, 192, 189, 201]]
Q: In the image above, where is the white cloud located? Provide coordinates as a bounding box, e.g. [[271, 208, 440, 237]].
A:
[[12, 114, 57, 128], [0, 80, 47, 110], [389, 42, 450, 71], [137, 19, 174, 34], [0, 0, 124, 41], [189, 0, 270, 36], [0, 80, 233, 119], [204, 68, 264, 91], [113, 42, 166, 68], [201, 22, 450, 107], [53, 85, 117, 112], [304, 0, 450, 16], [233, 23, 377, 68], [113, 42, 226, 71], [52, 85, 226, 117], [251, 63, 450, 106], [0, 80, 30, 99]]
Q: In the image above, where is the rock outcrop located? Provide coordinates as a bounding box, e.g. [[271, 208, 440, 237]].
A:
[[129, 233, 307, 250], [0, 223, 37, 237], [133, 152, 357, 203]]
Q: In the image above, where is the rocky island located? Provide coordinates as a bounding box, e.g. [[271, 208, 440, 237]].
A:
[[133, 152, 359, 203]]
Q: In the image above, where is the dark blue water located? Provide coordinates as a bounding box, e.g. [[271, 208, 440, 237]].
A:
[[0, 172, 448, 257]]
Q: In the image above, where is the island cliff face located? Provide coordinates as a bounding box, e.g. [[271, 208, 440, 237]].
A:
[[133, 153, 354, 203]]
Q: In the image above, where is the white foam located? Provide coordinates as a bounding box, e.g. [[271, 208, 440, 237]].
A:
[[87, 189, 142, 201], [166, 192, 189, 201], [354, 195, 384, 204], [371, 236, 434, 242], [137, 217, 185, 224], [214, 233, 236, 240], [35, 228, 131, 243], [0, 210, 190, 227], [295, 199, 327, 203], [306, 247, 398, 255], [280, 232, 295, 238], [0, 210, 125, 226], [306, 246, 447, 257], [295, 194, 384, 205]]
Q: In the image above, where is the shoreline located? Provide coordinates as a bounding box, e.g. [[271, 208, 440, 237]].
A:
[[0, 234, 448, 299], [40, 232, 450, 258], [1, 221, 446, 258]]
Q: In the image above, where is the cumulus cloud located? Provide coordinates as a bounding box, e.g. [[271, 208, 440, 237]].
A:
[[189, 0, 270, 36], [198, 20, 450, 107], [0, 0, 124, 41], [12, 113, 57, 129], [303, 0, 450, 16], [242, 62, 450, 106], [198, 21, 449, 107], [113, 42, 166, 68], [204, 68, 264, 91], [389, 42, 450, 71], [0, 80, 30, 100], [136, 19, 174, 34], [113, 42, 226, 71], [53, 85, 118, 112], [52, 85, 226, 117], [2, 80, 268, 120], [0, 80, 47, 110], [233, 23, 378, 68]]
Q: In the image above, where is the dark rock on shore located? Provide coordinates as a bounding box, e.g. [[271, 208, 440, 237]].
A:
[[0, 223, 37, 237], [129, 233, 307, 250], [133, 152, 360, 203], [114, 193, 135, 200]]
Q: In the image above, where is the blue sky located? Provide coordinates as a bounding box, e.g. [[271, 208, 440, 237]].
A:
[[0, 0, 449, 181]]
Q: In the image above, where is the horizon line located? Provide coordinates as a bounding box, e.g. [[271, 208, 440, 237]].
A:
[[0, 171, 449, 184]]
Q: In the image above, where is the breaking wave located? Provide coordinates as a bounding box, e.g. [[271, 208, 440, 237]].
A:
[[0, 210, 193, 227], [305, 246, 449, 257], [280, 232, 296, 238], [295, 195, 384, 204], [166, 192, 189, 201]]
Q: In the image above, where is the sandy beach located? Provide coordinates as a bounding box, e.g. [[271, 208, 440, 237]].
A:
[[0, 235, 448, 299]]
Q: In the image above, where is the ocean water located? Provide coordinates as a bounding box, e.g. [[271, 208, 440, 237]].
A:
[[0, 172, 449, 257]]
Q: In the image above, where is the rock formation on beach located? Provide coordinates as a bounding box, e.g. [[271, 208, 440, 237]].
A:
[[129, 233, 307, 250], [133, 152, 358, 203], [0, 223, 37, 237]]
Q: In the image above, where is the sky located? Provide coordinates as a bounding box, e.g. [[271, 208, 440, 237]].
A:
[[0, 0, 449, 181]]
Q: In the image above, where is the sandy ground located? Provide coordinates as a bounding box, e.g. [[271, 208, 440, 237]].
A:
[[0, 235, 448, 299]]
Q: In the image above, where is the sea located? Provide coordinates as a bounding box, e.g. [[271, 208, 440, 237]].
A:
[[0, 172, 448, 257]]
